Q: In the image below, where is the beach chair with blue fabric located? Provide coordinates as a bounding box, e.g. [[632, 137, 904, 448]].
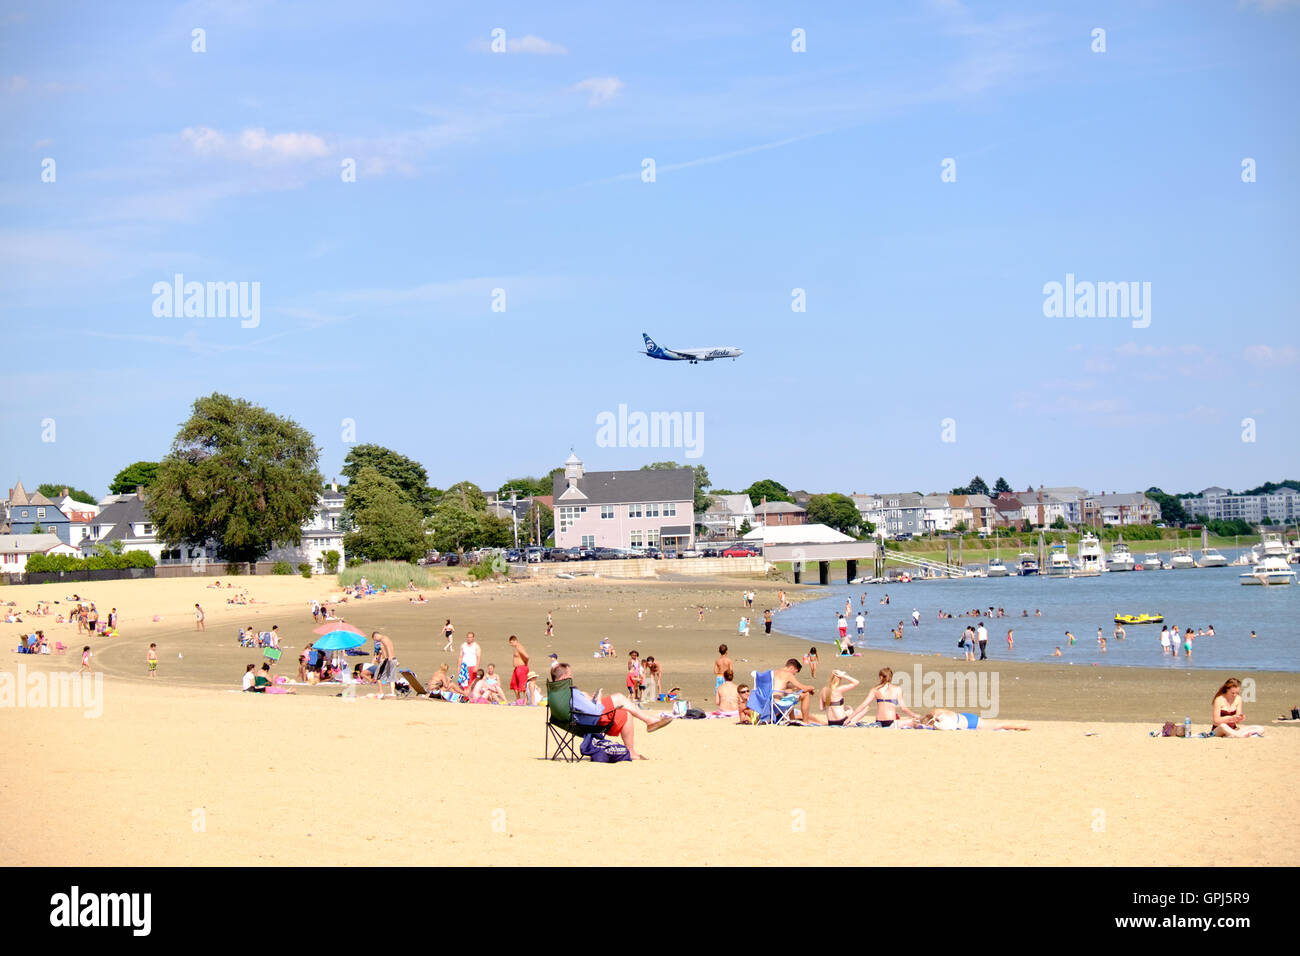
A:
[[748, 669, 797, 725]]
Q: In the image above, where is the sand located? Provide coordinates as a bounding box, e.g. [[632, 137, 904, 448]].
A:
[[1, 573, 1297, 866]]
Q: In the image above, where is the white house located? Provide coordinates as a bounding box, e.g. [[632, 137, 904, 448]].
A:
[[266, 488, 347, 573], [701, 493, 756, 536], [0, 533, 81, 578]]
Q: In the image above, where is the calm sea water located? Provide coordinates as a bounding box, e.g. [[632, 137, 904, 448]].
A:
[[773, 554, 1299, 672]]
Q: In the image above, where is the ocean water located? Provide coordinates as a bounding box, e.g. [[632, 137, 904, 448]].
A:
[[773, 559, 1299, 672]]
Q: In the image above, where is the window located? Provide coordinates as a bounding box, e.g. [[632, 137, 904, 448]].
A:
[[630, 531, 643, 548], [629, 504, 643, 518], [143, 524, 154, 536], [37, 508, 46, 519], [558, 506, 584, 533], [646, 503, 659, 518], [601, 505, 614, 519], [646, 529, 660, 548], [662, 502, 676, 517], [581, 535, 595, 549]]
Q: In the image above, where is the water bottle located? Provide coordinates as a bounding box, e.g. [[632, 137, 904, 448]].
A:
[[1183, 715, 1191, 738]]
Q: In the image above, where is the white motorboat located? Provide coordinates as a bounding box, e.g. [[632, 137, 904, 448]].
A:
[[1017, 552, 1039, 576], [1169, 547, 1196, 570], [1197, 547, 1227, 568], [987, 557, 1009, 577], [1077, 533, 1105, 575], [1240, 556, 1295, 586], [1107, 542, 1136, 572], [1046, 542, 1072, 577], [1251, 533, 1288, 563], [1142, 552, 1164, 570]]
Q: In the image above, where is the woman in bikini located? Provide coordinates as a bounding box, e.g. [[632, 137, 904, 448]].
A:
[[820, 670, 860, 726], [1211, 678, 1264, 737], [848, 667, 921, 727], [920, 709, 1029, 731]]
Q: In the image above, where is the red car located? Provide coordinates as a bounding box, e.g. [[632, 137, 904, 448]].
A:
[[722, 547, 758, 557]]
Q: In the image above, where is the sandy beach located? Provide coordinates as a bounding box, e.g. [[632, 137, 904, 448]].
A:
[[2, 573, 1297, 866]]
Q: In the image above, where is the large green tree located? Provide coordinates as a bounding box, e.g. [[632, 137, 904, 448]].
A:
[[341, 443, 438, 515], [952, 476, 991, 496], [109, 461, 161, 495], [428, 495, 484, 554], [37, 483, 97, 505], [1145, 487, 1188, 525], [343, 467, 427, 561], [806, 492, 863, 535], [442, 480, 487, 512], [498, 476, 551, 498], [149, 394, 323, 563], [745, 479, 793, 506], [994, 477, 1013, 494]]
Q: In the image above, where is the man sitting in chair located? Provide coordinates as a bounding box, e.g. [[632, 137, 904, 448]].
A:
[[554, 663, 673, 760], [773, 658, 818, 723]]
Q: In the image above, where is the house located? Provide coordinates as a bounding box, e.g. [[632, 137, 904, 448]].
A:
[[5, 481, 71, 544], [65, 507, 98, 549], [920, 494, 953, 533], [1036, 487, 1087, 524], [947, 494, 995, 534], [0, 533, 81, 578], [700, 493, 756, 537], [992, 495, 1024, 528], [1014, 487, 1072, 527], [551, 453, 694, 551], [1082, 492, 1161, 526], [1181, 486, 1300, 524], [266, 488, 347, 573], [752, 500, 807, 527]]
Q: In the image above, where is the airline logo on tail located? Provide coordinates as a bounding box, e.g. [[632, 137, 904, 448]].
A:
[[641, 332, 742, 364]]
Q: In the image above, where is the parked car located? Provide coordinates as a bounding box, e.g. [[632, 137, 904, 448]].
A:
[[546, 548, 568, 562], [443, 552, 460, 567], [593, 547, 622, 561], [663, 548, 678, 560], [505, 549, 522, 563], [723, 547, 758, 557], [525, 547, 545, 564]]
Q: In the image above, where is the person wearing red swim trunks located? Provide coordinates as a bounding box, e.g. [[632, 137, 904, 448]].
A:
[[508, 635, 529, 701]]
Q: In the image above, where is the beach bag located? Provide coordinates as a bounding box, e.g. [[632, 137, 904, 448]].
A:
[[262, 647, 281, 661], [1160, 721, 1186, 738], [684, 708, 706, 720], [580, 734, 631, 763]]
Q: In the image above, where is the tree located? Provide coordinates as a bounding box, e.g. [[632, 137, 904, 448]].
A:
[[442, 480, 487, 512], [149, 393, 322, 564], [967, 476, 990, 496], [1051, 515, 1068, 530], [109, 461, 161, 495], [428, 495, 485, 555], [806, 493, 861, 536], [341, 444, 437, 515], [1145, 487, 1189, 526], [343, 467, 427, 562], [738, 518, 753, 536], [525, 501, 554, 544], [499, 476, 551, 498], [37, 483, 97, 505], [745, 479, 793, 506], [953, 520, 969, 533], [641, 461, 712, 513], [994, 477, 1012, 494]]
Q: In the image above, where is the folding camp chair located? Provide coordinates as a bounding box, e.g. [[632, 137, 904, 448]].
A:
[[400, 669, 427, 696], [545, 678, 609, 762], [748, 669, 797, 725]]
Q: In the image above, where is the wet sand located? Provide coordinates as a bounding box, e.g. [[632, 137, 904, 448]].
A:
[[1, 573, 1296, 866]]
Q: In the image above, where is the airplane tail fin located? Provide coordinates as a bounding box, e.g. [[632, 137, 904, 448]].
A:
[[642, 333, 664, 357]]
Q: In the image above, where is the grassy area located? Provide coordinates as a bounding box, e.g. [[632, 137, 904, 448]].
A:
[[338, 561, 470, 590]]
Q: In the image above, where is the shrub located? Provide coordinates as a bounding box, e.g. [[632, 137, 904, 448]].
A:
[[298, 563, 312, 578], [324, 550, 340, 574], [271, 561, 292, 575], [25, 550, 157, 573]]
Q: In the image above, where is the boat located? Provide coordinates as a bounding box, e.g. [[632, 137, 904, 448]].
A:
[[1240, 556, 1295, 586], [1169, 547, 1195, 570], [1142, 551, 1164, 570], [1046, 541, 1072, 577], [1107, 541, 1136, 572], [1114, 613, 1164, 625], [987, 557, 1009, 577], [1017, 552, 1038, 576], [1197, 547, 1227, 568], [1250, 533, 1288, 564], [1077, 533, 1105, 575]]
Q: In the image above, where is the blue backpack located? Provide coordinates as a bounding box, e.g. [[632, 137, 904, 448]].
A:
[[580, 735, 631, 763]]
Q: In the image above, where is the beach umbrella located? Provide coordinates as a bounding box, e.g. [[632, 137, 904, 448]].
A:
[[313, 621, 363, 636], [312, 630, 367, 651]]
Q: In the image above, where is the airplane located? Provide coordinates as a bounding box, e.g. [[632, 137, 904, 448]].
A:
[[641, 332, 743, 364]]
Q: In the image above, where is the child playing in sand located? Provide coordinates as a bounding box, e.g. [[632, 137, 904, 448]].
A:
[[147, 643, 158, 678], [80, 645, 92, 673]]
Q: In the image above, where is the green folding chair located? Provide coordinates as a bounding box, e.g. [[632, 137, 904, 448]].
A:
[[545, 678, 608, 762]]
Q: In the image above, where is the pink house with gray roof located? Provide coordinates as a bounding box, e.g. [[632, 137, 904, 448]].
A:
[[551, 453, 695, 551]]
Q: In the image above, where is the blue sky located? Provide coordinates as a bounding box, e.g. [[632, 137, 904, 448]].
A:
[[2, 0, 1297, 500]]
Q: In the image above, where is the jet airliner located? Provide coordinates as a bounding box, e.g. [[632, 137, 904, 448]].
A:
[[641, 333, 743, 364]]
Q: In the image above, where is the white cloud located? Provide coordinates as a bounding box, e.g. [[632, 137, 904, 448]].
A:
[[1243, 344, 1298, 367], [570, 76, 623, 106], [5, 75, 28, 93], [509, 34, 568, 54], [181, 126, 330, 162]]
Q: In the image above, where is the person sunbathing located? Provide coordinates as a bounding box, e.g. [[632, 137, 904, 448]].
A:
[[820, 670, 860, 726], [847, 667, 920, 727], [715, 670, 740, 715], [554, 662, 671, 759], [919, 709, 1028, 731], [480, 664, 509, 703], [772, 659, 817, 723], [1212, 678, 1264, 737]]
